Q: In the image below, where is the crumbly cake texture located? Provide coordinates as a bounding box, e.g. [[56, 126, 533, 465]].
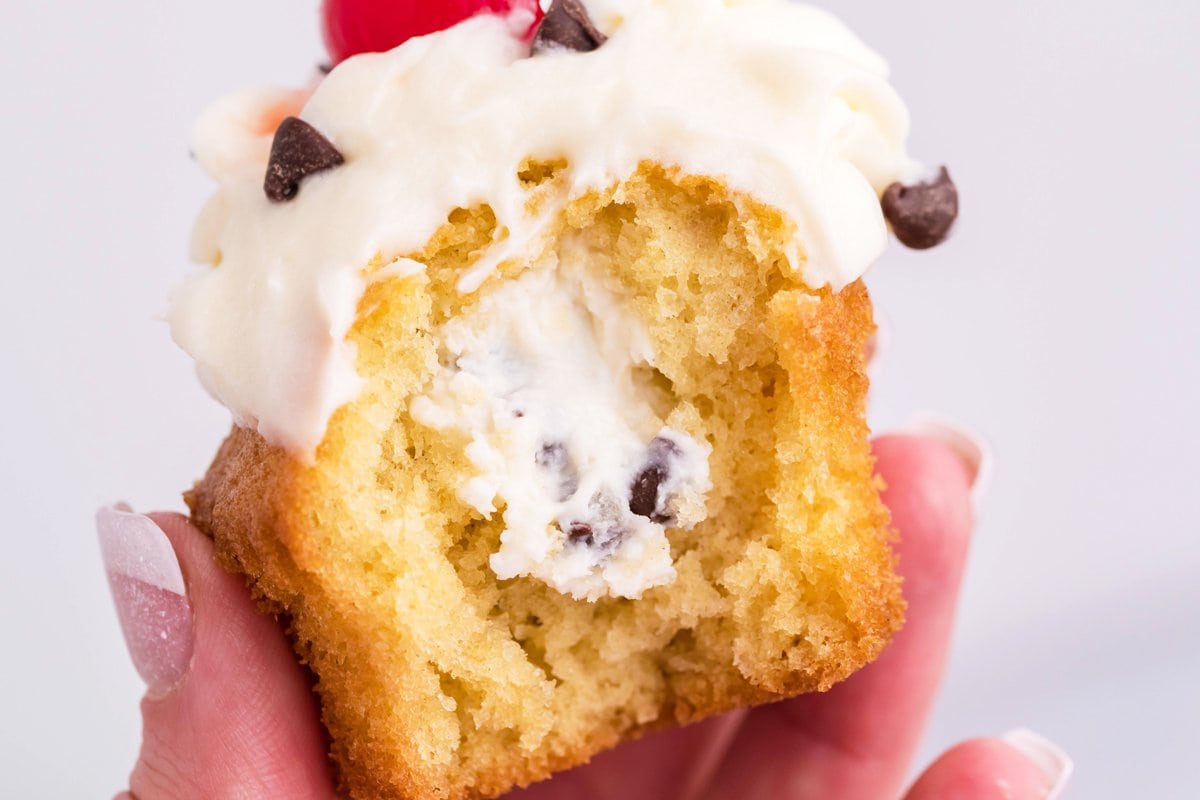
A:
[[187, 164, 904, 800]]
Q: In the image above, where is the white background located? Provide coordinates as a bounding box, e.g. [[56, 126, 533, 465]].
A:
[[1, 0, 1197, 796]]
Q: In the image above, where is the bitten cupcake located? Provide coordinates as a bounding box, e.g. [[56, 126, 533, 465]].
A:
[[172, 1, 958, 797]]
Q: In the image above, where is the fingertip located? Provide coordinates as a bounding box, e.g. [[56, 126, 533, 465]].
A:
[[145, 510, 193, 528], [905, 736, 1071, 800], [874, 432, 976, 511], [124, 510, 335, 798], [145, 511, 214, 571], [1002, 729, 1074, 799], [872, 433, 975, 579], [903, 415, 993, 513], [139, 510, 296, 700], [140, 511, 216, 587], [97, 506, 194, 700]]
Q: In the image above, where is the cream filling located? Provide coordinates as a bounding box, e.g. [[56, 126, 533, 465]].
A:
[[410, 252, 710, 600], [171, 0, 921, 457]]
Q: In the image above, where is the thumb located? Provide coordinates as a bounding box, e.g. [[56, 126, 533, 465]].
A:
[[903, 732, 1073, 800], [98, 506, 334, 800]]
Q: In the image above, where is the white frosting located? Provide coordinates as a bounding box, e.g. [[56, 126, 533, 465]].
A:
[[411, 249, 711, 600], [171, 0, 918, 456]]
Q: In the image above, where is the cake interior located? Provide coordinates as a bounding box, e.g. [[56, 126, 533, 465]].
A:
[[194, 163, 901, 799]]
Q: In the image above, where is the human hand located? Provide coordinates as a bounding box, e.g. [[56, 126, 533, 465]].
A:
[[98, 428, 1071, 799]]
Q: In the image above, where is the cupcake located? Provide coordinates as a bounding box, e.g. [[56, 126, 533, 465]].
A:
[[172, 1, 958, 797]]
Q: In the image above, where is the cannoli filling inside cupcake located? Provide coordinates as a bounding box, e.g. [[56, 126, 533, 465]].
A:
[[411, 243, 710, 600]]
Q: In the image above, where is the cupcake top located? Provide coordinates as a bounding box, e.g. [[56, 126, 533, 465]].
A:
[[172, 0, 935, 456]]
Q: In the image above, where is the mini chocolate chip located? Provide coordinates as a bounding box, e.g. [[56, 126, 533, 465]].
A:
[[629, 463, 668, 522], [536, 442, 580, 501], [264, 117, 345, 203], [565, 493, 631, 551], [647, 436, 681, 461], [630, 436, 682, 524], [567, 522, 595, 545], [881, 167, 959, 250], [532, 0, 607, 54], [536, 442, 567, 471]]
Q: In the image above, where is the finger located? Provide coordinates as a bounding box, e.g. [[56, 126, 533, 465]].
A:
[[506, 711, 746, 800], [903, 732, 1073, 800], [98, 507, 334, 799], [701, 427, 985, 800]]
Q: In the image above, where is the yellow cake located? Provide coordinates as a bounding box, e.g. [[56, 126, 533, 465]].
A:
[[171, 1, 957, 797]]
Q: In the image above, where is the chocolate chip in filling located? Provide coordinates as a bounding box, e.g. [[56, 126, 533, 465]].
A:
[[629, 436, 681, 525], [264, 117, 345, 203], [567, 521, 595, 546], [532, 0, 607, 54], [569, 492, 631, 551], [535, 441, 580, 502]]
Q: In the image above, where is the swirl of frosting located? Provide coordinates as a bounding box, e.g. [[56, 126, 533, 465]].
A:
[[171, 0, 921, 456]]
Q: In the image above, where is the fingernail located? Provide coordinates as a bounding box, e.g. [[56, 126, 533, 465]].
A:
[[902, 414, 993, 514], [1002, 728, 1074, 799], [97, 505, 194, 699]]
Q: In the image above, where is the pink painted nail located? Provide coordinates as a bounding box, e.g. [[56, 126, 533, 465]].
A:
[[1002, 728, 1074, 799], [902, 414, 993, 514], [97, 505, 194, 699]]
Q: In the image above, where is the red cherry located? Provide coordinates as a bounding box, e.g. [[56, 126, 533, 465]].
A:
[[323, 0, 544, 65]]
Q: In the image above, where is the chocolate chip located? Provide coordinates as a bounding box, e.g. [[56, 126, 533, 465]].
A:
[[881, 167, 959, 250], [264, 117, 345, 203], [582, 493, 630, 550], [567, 522, 595, 545], [532, 0, 607, 54], [629, 437, 680, 524], [536, 442, 579, 501], [536, 442, 568, 472], [629, 463, 668, 521]]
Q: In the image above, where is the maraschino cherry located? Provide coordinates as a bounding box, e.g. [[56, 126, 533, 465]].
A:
[[323, 0, 543, 65]]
